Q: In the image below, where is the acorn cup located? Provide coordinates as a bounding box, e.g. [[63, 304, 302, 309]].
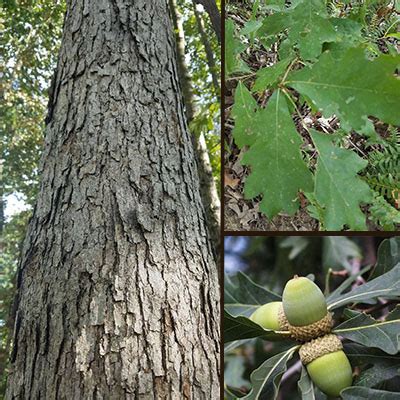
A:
[[282, 276, 333, 341], [250, 301, 289, 333], [299, 334, 353, 397]]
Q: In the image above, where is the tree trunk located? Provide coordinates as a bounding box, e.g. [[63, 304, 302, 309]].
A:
[[192, 1, 220, 97], [194, 0, 221, 43], [169, 0, 220, 258], [6, 1, 220, 399]]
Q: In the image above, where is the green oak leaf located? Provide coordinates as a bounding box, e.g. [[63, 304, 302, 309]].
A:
[[224, 272, 281, 317], [224, 311, 291, 343], [309, 131, 372, 230], [225, 19, 251, 76], [327, 264, 400, 309], [298, 366, 316, 400], [342, 387, 400, 399], [334, 313, 400, 355], [242, 90, 313, 218], [260, 0, 338, 60], [370, 237, 400, 279], [252, 57, 293, 92], [242, 346, 299, 400], [286, 47, 400, 132], [322, 236, 361, 272], [231, 82, 260, 148], [344, 342, 400, 389]]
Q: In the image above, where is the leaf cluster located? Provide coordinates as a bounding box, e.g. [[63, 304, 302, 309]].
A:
[[224, 237, 400, 399], [225, 0, 400, 230]]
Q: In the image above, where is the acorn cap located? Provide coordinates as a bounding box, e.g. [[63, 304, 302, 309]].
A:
[[288, 312, 333, 342], [299, 334, 343, 365], [277, 303, 290, 331]]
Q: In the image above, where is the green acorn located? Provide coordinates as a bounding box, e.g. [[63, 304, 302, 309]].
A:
[[250, 301, 289, 331], [299, 334, 353, 397], [282, 276, 332, 341]]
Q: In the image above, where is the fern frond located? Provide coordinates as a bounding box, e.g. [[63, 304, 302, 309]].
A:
[[369, 191, 400, 231]]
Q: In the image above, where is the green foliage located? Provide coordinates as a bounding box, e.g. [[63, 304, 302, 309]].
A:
[[308, 131, 372, 230], [182, 0, 221, 187], [225, 271, 281, 317], [225, 19, 251, 75], [252, 57, 292, 92], [226, 0, 400, 230], [363, 141, 400, 229], [0, 210, 31, 394], [322, 236, 361, 272], [287, 48, 400, 132], [224, 237, 400, 399], [241, 90, 313, 218], [334, 310, 400, 354], [260, 0, 339, 60], [241, 346, 299, 399], [1, 0, 66, 205]]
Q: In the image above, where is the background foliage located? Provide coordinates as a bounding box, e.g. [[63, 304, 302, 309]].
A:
[[224, 236, 400, 399], [0, 0, 221, 395]]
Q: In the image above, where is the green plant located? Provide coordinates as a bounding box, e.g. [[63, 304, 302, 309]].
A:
[[224, 238, 400, 399], [225, 0, 400, 230]]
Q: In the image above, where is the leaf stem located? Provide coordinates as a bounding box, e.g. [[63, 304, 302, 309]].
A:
[[226, 72, 256, 82], [281, 88, 310, 134], [280, 57, 298, 85]]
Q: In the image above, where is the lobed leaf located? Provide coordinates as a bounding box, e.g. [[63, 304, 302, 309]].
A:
[[286, 47, 400, 132], [370, 237, 400, 279], [260, 0, 338, 60], [242, 90, 313, 218], [322, 237, 361, 272], [226, 19, 251, 76], [345, 342, 400, 388], [252, 57, 293, 92], [308, 131, 372, 230], [232, 83, 261, 148]]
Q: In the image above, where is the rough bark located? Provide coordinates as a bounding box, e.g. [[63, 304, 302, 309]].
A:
[[194, 0, 221, 43], [169, 0, 220, 258], [6, 1, 220, 399], [192, 1, 220, 97]]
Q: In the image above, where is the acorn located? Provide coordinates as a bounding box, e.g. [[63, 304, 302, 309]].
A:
[[250, 301, 289, 331], [282, 276, 332, 341], [299, 334, 353, 397]]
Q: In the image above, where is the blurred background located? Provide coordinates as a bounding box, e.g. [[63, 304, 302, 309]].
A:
[[224, 235, 398, 399]]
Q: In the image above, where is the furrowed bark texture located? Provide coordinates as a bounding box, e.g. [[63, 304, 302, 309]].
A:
[[6, 1, 220, 399]]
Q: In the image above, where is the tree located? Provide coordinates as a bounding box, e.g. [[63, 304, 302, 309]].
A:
[[6, 1, 220, 398], [170, 0, 221, 256], [194, 0, 221, 43]]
